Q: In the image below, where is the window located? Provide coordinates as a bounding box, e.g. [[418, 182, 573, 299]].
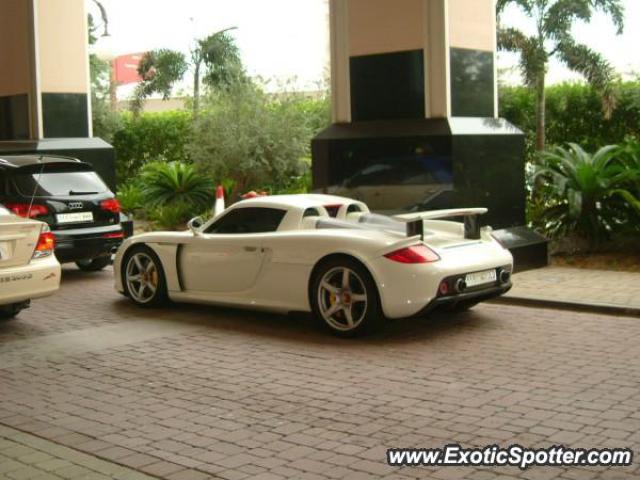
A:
[[205, 207, 286, 234], [13, 170, 109, 197], [347, 203, 363, 214], [303, 208, 321, 218]]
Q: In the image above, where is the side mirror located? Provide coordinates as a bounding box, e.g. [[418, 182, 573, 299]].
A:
[[187, 216, 204, 235]]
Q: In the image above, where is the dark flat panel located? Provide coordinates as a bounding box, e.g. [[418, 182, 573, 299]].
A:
[[493, 227, 550, 272], [451, 133, 525, 228], [350, 50, 425, 121], [450, 48, 495, 117], [0, 94, 30, 140], [42, 93, 89, 138]]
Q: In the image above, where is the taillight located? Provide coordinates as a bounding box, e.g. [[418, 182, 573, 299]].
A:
[[33, 226, 55, 259], [323, 204, 343, 217], [103, 231, 124, 239], [384, 244, 440, 264], [5, 202, 48, 218], [100, 198, 121, 213]]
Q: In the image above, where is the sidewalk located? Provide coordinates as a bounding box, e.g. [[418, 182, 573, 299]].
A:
[[497, 266, 640, 315]]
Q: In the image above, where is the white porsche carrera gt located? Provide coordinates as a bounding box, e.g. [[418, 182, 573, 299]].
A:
[[114, 194, 513, 336]]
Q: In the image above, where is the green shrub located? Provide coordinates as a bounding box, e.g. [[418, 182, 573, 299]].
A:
[[112, 110, 192, 182], [139, 161, 214, 211], [500, 81, 640, 160], [533, 143, 640, 246], [116, 182, 144, 215], [147, 202, 194, 231], [188, 84, 314, 200]]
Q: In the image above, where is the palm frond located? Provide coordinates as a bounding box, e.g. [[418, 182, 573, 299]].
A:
[[498, 28, 545, 87], [544, 0, 592, 40], [497, 0, 534, 15], [590, 0, 625, 34], [556, 39, 618, 117]]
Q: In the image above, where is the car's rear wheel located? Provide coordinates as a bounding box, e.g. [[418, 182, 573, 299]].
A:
[[311, 258, 382, 337], [122, 246, 167, 307], [0, 301, 29, 320], [76, 256, 111, 272]]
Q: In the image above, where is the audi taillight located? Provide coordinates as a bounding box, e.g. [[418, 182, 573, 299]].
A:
[[5, 202, 48, 218], [33, 226, 55, 259], [100, 198, 121, 213], [384, 245, 440, 264]]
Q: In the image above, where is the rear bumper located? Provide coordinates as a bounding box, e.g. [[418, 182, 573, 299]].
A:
[[53, 224, 123, 263], [369, 241, 514, 319], [414, 282, 512, 317], [0, 255, 61, 305]]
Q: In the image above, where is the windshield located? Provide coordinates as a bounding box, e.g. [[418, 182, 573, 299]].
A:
[[13, 171, 109, 197]]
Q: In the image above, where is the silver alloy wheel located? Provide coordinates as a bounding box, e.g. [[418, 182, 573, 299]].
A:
[[125, 252, 159, 304], [317, 266, 368, 332]]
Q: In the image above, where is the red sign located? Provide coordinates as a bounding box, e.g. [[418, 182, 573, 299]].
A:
[[113, 53, 145, 84]]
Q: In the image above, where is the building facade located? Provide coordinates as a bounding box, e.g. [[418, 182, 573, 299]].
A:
[[313, 0, 547, 269], [0, 0, 114, 188]]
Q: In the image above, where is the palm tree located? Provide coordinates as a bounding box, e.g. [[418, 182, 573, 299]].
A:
[[191, 27, 241, 115], [131, 49, 188, 114], [497, 0, 624, 151]]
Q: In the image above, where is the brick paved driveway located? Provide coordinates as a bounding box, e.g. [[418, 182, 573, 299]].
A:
[[0, 267, 638, 479]]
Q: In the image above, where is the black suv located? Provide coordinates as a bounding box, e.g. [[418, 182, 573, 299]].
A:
[[0, 155, 124, 271]]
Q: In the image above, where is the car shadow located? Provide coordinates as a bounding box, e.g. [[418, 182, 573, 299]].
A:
[[59, 265, 113, 283], [110, 293, 495, 348]]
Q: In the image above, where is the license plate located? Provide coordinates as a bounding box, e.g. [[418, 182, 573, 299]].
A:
[[56, 212, 94, 224], [465, 269, 497, 287]]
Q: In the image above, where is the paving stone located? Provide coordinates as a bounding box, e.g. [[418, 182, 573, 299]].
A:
[[0, 268, 638, 480]]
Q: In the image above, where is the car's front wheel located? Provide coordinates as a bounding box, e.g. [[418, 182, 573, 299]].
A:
[[76, 256, 111, 272], [122, 246, 168, 307], [310, 258, 382, 337]]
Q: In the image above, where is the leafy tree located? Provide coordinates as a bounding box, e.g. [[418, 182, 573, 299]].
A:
[[497, 0, 624, 150], [191, 28, 244, 114], [87, 7, 120, 141], [188, 84, 312, 200], [131, 49, 188, 114]]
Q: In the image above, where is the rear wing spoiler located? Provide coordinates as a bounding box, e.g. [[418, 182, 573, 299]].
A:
[[393, 208, 488, 240]]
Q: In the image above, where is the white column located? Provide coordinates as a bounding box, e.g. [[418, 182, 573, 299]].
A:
[[329, 0, 351, 123], [28, 0, 43, 139], [423, 0, 450, 118]]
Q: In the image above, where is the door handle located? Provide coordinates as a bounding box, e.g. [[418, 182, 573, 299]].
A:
[[243, 246, 258, 252]]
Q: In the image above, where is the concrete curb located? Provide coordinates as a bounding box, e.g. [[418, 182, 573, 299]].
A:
[[490, 296, 640, 318]]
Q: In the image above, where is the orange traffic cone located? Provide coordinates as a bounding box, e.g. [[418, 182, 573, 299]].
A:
[[214, 185, 225, 216]]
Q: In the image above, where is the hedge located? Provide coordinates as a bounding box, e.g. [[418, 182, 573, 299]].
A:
[[499, 81, 640, 158], [111, 110, 193, 182]]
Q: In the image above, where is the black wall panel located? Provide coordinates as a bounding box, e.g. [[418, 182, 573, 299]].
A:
[[350, 50, 425, 121], [42, 93, 89, 138], [450, 48, 495, 117], [0, 94, 30, 140]]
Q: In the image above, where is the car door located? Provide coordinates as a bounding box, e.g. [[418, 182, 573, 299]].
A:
[[179, 207, 287, 294]]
